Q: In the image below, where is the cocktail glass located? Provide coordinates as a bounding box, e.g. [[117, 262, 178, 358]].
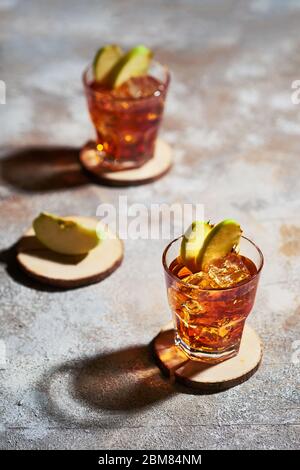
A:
[[83, 61, 170, 172], [162, 236, 264, 363]]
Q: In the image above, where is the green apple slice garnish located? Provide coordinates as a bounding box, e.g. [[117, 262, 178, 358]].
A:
[[196, 219, 242, 270], [33, 213, 100, 255], [93, 44, 123, 82], [180, 221, 213, 272], [107, 45, 153, 88]]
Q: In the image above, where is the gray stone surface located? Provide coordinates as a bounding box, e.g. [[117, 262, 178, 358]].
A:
[[0, 0, 300, 450]]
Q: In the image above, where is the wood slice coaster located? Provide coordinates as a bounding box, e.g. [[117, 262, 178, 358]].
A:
[[153, 321, 263, 392], [16, 217, 123, 288], [79, 139, 172, 186]]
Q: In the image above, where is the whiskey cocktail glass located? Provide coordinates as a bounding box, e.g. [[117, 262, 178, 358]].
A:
[[83, 61, 170, 172], [163, 236, 263, 363]]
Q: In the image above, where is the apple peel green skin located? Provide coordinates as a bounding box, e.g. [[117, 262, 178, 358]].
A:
[[180, 221, 213, 273], [196, 219, 242, 271], [33, 213, 101, 255], [93, 44, 123, 83], [106, 45, 153, 88]]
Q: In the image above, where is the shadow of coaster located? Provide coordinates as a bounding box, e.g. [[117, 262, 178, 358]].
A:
[[16, 217, 123, 288], [153, 321, 263, 392], [79, 139, 172, 186]]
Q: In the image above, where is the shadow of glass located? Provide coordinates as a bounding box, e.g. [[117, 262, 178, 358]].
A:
[[39, 345, 175, 429], [36, 342, 223, 428], [0, 146, 89, 192], [72, 345, 174, 411]]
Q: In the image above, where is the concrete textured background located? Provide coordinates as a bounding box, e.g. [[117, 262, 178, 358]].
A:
[[0, 0, 300, 450]]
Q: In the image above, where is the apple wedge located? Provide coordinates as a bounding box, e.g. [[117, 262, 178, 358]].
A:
[[93, 44, 123, 82], [180, 221, 213, 272], [107, 45, 153, 88], [33, 212, 100, 255], [196, 219, 242, 270]]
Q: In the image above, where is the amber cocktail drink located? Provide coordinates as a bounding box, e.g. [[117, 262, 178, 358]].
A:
[[83, 62, 169, 171], [163, 236, 263, 363]]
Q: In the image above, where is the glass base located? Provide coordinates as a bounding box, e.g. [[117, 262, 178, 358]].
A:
[[91, 140, 154, 173], [175, 333, 239, 364], [95, 150, 151, 172]]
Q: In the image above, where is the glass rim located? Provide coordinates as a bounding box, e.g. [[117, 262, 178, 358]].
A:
[[82, 60, 170, 103], [162, 235, 264, 292]]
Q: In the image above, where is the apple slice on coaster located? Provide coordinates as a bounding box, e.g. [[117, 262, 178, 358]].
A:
[[33, 212, 100, 255], [17, 214, 123, 288]]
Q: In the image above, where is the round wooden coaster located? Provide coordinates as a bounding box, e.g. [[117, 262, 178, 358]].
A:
[[16, 217, 123, 288], [153, 321, 263, 392], [79, 138, 172, 186]]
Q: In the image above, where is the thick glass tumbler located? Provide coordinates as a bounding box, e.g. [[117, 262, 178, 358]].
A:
[[162, 236, 264, 363], [83, 61, 170, 172]]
